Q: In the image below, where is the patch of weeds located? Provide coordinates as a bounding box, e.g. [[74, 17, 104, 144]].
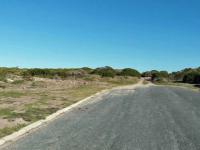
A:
[[12, 80, 24, 85], [52, 96, 58, 100], [0, 108, 18, 119], [18, 104, 58, 122], [67, 85, 104, 101], [36, 94, 58, 105], [154, 81, 200, 91], [0, 84, 6, 89], [31, 82, 37, 87], [31, 81, 46, 88], [0, 76, 7, 82], [38, 95, 49, 104], [83, 76, 94, 81], [60, 97, 68, 101], [0, 91, 25, 98], [0, 105, 58, 123], [0, 124, 26, 138], [30, 82, 37, 88], [102, 77, 138, 86], [62, 101, 74, 107]]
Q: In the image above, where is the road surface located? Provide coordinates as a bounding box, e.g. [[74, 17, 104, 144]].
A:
[[1, 86, 200, 150]]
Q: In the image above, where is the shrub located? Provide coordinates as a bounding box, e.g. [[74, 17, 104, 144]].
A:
[[159, 71, 169, 78], [91, 66, 116, 77], [183, 72, 200, 84], [142, 70, 159, 77], [119, 68, 140, 77], [81, 67, 93, 74], [194, 75, 200, 84], [151, 71, 168, 82]]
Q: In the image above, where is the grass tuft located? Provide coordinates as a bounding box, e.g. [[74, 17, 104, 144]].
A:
[[12, 80, 24, 85], [0, 124, 26, 138], [0, 91, 25, 98]]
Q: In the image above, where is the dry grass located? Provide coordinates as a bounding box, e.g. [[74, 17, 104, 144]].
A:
[[0, 124, 26, 138], [155, 81, 200, 92]]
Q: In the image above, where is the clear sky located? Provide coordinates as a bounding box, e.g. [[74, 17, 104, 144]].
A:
[[0, 0, 199, 72]]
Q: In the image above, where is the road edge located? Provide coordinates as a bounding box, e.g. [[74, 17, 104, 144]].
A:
[[0, 80, 150, 146]]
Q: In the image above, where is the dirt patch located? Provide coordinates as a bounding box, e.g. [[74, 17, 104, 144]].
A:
[[0, 118, 27, 129]]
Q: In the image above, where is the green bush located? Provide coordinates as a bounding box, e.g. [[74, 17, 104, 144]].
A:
[[81, 67, 93, 73], [159, 71, 169, 78], [142, 70, 159, 77], [151, 71, 168, 82], [194, 75, 200, 84], [183, 72, 200, 84], [170, 67, 200, 82], [0, 75, 6, 82], [119, 68, 140, 77], [91, 66, 116, 77]]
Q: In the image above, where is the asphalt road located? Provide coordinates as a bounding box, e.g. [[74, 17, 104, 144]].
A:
[[1, 86, 200, 150]]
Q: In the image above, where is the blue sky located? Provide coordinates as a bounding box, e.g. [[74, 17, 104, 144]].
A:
[[0, 0, 199, 72]]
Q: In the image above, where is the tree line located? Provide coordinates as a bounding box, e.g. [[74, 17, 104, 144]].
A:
[[171, 67, 200, 84], [0, 66, 141, 81], [0, 66, 199, 84], [142, 67, 200, 84]]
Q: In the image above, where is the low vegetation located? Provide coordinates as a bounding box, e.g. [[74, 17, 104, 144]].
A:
[[119, 68, 141, 77], [0, 91, 25, 98], [0, 124, 26, 138]]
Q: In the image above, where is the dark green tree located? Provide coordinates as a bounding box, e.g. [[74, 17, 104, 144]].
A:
[[91, 66, 116, 77], [120, 68, 141, 77]]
